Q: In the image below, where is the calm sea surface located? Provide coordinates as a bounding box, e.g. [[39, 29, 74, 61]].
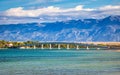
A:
[[0, 49, 120, 75]]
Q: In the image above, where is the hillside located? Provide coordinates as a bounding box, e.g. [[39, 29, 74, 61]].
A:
[[0, 16, 120, 42]]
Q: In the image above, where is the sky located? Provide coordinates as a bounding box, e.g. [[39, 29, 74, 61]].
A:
[[0, 0, 120, 24]]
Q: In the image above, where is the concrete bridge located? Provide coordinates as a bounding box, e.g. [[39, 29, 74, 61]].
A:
[[22, 42, 108, 50]]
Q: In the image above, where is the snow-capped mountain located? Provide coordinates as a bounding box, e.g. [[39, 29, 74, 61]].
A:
[[0, 16, 120, 42]]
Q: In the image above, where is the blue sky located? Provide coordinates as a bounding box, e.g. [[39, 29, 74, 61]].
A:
[[0, 0, 120, 24], [0, 0, 120, 11]]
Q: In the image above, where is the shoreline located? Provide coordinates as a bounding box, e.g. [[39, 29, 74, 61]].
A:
[[0, 48, 120, 51]]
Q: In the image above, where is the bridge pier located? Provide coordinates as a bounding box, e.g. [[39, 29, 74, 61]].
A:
[[76, 45, 79, 50], [97, 48, 100, 50], [33, 45, 36, 49], [49, 44, 52, 49], [87, 46, 89, 50], [41, 44, 44, 49], [67, 44, 69, 49], [58, 44, 61, 49]]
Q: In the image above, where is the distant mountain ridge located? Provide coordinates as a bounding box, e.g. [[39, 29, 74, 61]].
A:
[[0, 15, 120, 42]]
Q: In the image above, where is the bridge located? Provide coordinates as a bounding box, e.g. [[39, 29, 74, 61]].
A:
[[21, 41, 108, 50]]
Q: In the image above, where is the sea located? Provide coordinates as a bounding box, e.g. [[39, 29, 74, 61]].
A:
[[0, 49, 120, 75]]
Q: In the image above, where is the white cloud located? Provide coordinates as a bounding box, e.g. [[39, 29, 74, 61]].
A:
[[5, 6, 61, 17], [75, 5, 83, 11], [6, 5, 120, 18], [99, 5, 120, 10], [0, 5, 120, 24], [5, 5, 95, 17]]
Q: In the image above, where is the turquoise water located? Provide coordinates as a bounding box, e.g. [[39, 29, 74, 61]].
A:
[[0, 49, 120, 75]]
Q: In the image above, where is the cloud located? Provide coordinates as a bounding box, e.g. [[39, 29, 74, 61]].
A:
[[97, 5, 120, 16], [99, 5, 120, 10], [5, 6, 60, 17], [5, 5, 95, 17], [0, 5, 120, 24]]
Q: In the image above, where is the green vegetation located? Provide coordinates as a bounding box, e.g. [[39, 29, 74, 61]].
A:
[[0, 40, 24, 48], [0, 40, 120, 49]]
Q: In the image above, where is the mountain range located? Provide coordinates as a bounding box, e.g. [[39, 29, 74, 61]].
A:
[[0, 15, 120, 42]]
